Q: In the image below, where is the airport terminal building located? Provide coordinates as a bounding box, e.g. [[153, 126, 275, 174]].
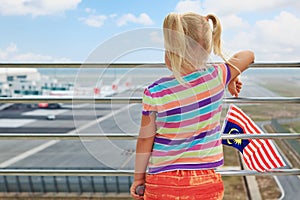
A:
[[0, 68, 72, 97]]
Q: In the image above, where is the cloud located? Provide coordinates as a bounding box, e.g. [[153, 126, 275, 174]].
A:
[[203, 0, 299, 15], [0, 43, 69, 62], [173, 1, 300, 61], [80, 10, 154, 28], [175, 0, 202, 13], [79, 8, 108, 28], [174, 0, 299, 16], [174, 1, 250, 30], [255, 11, 300, 47], [225, 11, 300, 61], [79, 15, 107, 28], [117, 13, 154, 26], [220, 14, 250, 30], [0, 0, 81, 16]]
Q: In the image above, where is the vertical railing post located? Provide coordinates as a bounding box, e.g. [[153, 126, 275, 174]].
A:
[[78, 176, 83, 194], [15, 176, 21, 193], [103, 176, 108, 193], [28, 176, 34, 193], [91, 176, 96, 193], [66, 176, 71, 193], [128, 176, 132, 194], [3, 176, 9, 193], [53, 176, 58, 193], [116, 176, 120, 193], [40, 176, 46, 193]]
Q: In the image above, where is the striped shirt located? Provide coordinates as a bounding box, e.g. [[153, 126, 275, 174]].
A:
[[142, 63, 231, 174]]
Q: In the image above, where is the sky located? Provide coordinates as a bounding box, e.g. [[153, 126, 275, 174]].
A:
[[0, 0, 300, 63]]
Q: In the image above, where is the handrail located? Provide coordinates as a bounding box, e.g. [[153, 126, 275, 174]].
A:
[[0, 62, 299, 68], [0, 169, 298, 177], [0, 133, 299, 140], [0, 62, 299, 183], [0, 97, 300, 104]]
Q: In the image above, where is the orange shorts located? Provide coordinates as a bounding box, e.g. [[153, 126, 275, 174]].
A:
[[144, 169, 224, 200]]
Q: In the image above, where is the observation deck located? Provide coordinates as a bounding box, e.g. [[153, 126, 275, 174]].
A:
[[0, 63, 299, 200]]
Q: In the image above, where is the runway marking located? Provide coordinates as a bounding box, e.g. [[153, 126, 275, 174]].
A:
[[22, 109, 69, 116], [0, 140, 58, 168], [0, 119, 36, 128], [120, 153, 135, 169], [0, 103, 13, 111], [63, 103, 89, 109], [0, 103, 136, 168]]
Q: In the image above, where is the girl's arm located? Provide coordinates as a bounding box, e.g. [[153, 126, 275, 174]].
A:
[[228, 77, 242, 97], [227, 50, 255, 81], [130, 112, 156, 199], [226, 50, 255, 97]]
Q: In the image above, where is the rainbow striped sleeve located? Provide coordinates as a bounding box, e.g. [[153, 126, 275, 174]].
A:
[[142, 87, 157, 115], [219, 63, 231, 86]]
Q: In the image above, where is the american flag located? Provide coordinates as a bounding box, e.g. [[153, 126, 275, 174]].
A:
[[222, 104, 286, 171]]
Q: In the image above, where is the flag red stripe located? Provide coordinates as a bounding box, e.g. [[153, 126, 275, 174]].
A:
[[243, 155, 254, 170], [256, 144, 272, 169], [231, 106, 261, 134], [264, 140, 285, 167], [229, 112, 260, 134], [255, 138, 283, 168], [260, 140, 278, 168], [227, 117, 247, 133], [228, 114, 256, 135], [243, 149, 255, 170], [249, 150, 262, 171], [252, 152, 265, 171], [244, 144, 261, 171], [230, 107, 262, 134]]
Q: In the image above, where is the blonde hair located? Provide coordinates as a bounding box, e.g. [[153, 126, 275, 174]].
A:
[[163, 12, 231, 83]]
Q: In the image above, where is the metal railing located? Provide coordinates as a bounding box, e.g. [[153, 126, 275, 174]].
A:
[[0, 133, 299, 140], [0, 97, 300, 104], [0, 169, 299, 177], [0, 133, 298, 177], [0, 63, 299, 180], [0, 62, 299, 68]]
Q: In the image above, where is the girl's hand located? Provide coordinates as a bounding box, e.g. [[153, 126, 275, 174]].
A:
[[130, 179, 145, 199], [228, 77, 243, 97]]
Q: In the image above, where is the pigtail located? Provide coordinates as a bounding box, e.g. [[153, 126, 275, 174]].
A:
[[206, 14, 224, 59], [163, 13, 187, 84], [207, 14, 241, 74]]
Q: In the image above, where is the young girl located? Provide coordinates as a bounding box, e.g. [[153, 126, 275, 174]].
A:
[[130, 12, 254, 200]]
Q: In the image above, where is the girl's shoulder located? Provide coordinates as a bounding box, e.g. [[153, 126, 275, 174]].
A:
[[211, 63, 229, 71], [146, 76, 175, 90]]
